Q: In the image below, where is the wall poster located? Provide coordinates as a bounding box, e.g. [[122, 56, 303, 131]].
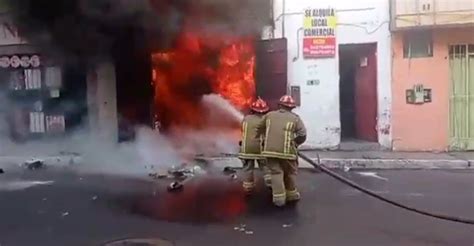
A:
[[303, 8, 337, 58]]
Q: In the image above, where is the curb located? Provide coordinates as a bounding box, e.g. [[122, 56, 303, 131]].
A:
[[2, 156, 473, 170], [317, 158, 472, 170], [196, 157, 474, 170]]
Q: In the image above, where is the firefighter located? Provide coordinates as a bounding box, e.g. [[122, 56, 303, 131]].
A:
[[257, 95, 307, 207], [239, 98, 271, 194]]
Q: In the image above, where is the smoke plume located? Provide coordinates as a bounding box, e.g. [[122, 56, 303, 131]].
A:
[[0, 0, 269, 176], [6, 0, 271, 62]]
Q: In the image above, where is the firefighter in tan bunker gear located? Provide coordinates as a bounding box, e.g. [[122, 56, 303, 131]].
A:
[[239, 98, 272, 193], [257, 95, 307, 207]]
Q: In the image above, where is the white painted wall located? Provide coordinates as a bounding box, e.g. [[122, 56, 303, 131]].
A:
[[271, 0, 392, 149]]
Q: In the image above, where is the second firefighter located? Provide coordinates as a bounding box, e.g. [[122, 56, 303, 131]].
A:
[[257, 95, 307, 207], [239, 98, 272, 193]]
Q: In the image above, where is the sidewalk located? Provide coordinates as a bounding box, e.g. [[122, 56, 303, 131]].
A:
[[300, 151, 474, 169], [1, 141, 473, 170], [198, 151, 474, 170]]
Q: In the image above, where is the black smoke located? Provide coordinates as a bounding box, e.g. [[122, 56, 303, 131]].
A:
[[5, 0, 271, 63]]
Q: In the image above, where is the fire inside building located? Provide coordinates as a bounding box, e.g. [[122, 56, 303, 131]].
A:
[[3, 0, 283, 146]]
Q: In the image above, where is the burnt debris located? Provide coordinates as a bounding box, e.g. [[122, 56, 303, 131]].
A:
[[24, 159, 45, 170], [167, 181, 184, 192], [223, 166, 237, 175]]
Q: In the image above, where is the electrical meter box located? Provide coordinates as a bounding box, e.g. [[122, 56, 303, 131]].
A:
[[406, 84, 432, 104]]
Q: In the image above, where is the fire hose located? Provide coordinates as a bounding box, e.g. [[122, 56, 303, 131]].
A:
[[297, 151, 474, 225]]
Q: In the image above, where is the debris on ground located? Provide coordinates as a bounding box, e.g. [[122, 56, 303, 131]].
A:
[[24, 159, 45, 170], [59, 151, 80, 156], [0, 168, 4, 174], [61, 212, 69, 217], [168, 165, 193, 179], [192, 165, 205, 175], [223, 166, 237, 175], [234, 224, 246, 231], [230, 174, 238, 181], [343, 165, 351, 172], [92, 196, 98, 201], [282, 224, 293, 228], [167, 181, 184, 192], [148, 172, 168, 179], [234, 224, 254, 234]]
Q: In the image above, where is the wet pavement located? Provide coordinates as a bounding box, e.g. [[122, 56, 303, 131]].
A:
[[0, 167, 473, 246]]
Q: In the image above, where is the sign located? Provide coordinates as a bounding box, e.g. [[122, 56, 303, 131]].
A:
[[303, 8, 337, 58], [0, 55, 41, 68], [0, 22, 27, 46]]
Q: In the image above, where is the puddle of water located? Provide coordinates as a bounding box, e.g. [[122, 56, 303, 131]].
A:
[[357, 172, 389, 181], [103, 238, 173, 246], [0, 180, 54, 191], [116, 176, 248, 223]]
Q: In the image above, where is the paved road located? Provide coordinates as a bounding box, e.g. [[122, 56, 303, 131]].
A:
[[0, 166, 473, 246]]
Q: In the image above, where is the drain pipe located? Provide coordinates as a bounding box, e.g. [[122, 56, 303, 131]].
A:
[[281, 0, 286, 38]]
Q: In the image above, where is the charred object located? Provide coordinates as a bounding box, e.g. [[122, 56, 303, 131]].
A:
[[167, 181, 184, 192], [223, 166, 237, 175], [24, 159, 45, 170]]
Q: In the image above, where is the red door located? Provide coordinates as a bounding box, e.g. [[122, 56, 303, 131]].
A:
[[255, 38, 288, 110], [354, 44, 378, 142]]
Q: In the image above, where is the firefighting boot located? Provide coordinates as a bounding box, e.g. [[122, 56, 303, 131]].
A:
[[272, 192, 287, 207], [242, 162, 255, 195], [286, 189, 301, 203], [271, 173, 287, 207]]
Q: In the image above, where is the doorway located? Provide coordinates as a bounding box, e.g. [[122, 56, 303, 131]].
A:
[[255, 38, 288, 110], [449, 44, 474, 150], [339, 43, 378, 144]]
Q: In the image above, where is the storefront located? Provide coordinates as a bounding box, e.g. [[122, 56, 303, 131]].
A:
[[0, 22, 87, 142]]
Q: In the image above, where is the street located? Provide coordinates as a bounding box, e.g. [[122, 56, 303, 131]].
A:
[[0, 166, 473, 246]]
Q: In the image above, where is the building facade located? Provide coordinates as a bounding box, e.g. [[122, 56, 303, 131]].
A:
[[391, 0, 474, 151], [268, 0, 392, 149], [0, 9, 101, 145]]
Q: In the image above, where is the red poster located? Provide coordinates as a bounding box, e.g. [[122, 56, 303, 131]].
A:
[[303, 37, 336, 58]]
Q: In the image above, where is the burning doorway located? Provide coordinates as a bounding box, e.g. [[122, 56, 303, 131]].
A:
[[151, 33, 256, 133], [147, 35, 288, 157], [339, 43, 378, 143], [149, 33, 288, 141]]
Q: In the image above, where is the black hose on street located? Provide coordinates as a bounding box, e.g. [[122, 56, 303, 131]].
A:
[[298, 152, 474, 225]]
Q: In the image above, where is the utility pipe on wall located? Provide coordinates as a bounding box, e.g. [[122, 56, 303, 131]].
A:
[[281, 0, 286, 38]]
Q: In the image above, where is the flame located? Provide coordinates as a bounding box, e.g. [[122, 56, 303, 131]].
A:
[[151, 31, 256, 131], [215, 42, 256, 110]]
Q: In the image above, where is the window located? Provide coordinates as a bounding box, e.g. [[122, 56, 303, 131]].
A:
[[403, 31, 433, 58]]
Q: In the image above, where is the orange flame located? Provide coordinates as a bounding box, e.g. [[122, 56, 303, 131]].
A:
[[151, 31, 256, 131]]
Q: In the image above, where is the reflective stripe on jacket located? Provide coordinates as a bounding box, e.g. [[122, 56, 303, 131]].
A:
[[257, 109, 306, 160], [239, 114, 265, 159]]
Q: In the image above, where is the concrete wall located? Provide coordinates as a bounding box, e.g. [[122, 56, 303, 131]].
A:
[[391, 27, 474, 151], [271, 0, 392, 149], [87, 62, 118, 144]]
